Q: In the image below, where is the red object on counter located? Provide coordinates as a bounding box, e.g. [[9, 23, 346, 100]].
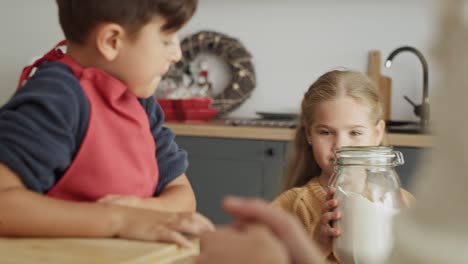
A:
[[172, 97, 212, 109], [160, 108, 177, 120], [157, 97, 218, 121], [177, 108, 218, 121], [156, 98, 174, 109]]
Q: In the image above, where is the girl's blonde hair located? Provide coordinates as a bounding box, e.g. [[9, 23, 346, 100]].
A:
[[282, 70, 384, 191]]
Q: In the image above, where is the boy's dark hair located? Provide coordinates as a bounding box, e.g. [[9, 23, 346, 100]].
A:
[[56, 0, 197, 44]]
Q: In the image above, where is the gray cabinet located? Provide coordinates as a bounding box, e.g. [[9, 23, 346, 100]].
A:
[[176, 136, 286, 224], [176, 136, 426, 224]]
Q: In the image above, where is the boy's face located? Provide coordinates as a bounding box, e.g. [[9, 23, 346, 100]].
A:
[[305, 96, 385, 179], [114, 18, 182, 98]]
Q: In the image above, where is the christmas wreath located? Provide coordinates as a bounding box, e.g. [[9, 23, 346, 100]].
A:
[[172, 30, 256, 115]]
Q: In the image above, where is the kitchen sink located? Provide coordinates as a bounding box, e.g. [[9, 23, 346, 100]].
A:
[[385, 120, 425, 134]]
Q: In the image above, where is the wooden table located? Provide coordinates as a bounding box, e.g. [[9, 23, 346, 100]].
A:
[[0, 238, 198, 264]]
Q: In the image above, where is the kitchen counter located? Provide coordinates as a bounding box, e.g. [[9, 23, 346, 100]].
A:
[[165, 120, 433, 148]]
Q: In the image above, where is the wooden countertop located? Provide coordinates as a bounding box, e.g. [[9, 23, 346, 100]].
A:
[[165, 120, 433, 148], [0, 238, 197, 264]]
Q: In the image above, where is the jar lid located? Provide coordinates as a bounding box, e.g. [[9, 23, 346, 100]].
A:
[[336, 146, 404, 166]]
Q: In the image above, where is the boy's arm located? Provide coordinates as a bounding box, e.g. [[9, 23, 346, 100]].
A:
[[150, 173, 196, 212], [0, 163, 212, 245], [0, 163, 120, 237]]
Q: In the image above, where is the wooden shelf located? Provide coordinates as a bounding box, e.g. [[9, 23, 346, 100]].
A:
[[165, 120, 432, 148]]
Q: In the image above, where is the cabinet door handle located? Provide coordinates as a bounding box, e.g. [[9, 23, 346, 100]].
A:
[[265, 148, 276, 157]]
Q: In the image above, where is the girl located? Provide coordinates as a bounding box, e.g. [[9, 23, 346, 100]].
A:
[[272, 70, 414, 262]]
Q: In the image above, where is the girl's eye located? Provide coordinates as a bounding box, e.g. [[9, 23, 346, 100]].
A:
[[319, 130, 332, 136], [350, 131, 363, 136]]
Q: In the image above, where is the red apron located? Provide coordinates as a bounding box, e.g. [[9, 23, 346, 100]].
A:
[[18, 41, 159, 201]]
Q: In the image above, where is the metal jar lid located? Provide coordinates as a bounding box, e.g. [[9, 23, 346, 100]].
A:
[[335, 146, 404, 167]]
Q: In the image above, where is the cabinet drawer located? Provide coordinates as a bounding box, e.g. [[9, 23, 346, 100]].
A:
[[176, 136, 284, 161]]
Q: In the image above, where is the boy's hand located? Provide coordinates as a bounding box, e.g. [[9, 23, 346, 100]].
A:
[[314, 187, 341, 257], [97, 194, 144, 209], [117, 207, 215, 248], [97, 175, 196, 213]]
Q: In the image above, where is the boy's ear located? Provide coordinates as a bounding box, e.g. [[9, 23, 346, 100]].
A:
[[95, 23, 125, 61], [375, 119, 386, 145]]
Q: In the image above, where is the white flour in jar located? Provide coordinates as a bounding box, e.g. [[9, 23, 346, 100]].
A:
[[332, 187, 398, 264]]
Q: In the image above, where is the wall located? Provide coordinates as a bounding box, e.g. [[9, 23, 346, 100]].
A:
[[0, 0, 63, 104], [0, 0, 438, 121], [182, 0, 439, 120]]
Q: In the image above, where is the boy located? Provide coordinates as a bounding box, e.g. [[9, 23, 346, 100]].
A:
[[0, 0, 214, 247]]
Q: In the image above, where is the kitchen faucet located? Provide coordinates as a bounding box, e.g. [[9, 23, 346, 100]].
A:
[[385, 46, 429, 132]]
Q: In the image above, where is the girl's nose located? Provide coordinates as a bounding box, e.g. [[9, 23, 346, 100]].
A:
[[333, 136, 348, 151], [333, 139, 341, 152]]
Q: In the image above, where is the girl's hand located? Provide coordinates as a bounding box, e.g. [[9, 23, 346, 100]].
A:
[[401, 189, 416, 209], [314, 186, 342, 257], [115, 207, 215, 248]]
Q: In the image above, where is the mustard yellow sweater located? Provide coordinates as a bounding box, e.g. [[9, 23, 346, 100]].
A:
[[272, 177, 415, 263], [272, 177, 326, 242], [272, 177, 336, 262]]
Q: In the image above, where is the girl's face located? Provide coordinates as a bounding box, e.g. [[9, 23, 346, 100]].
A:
[[305, 96, 385, 179]]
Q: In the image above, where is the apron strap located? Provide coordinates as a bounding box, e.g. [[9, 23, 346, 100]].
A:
[[17, 40, 67, 90]]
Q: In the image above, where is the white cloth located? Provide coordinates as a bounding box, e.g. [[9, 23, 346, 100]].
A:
[[387, 1, 468, 263]]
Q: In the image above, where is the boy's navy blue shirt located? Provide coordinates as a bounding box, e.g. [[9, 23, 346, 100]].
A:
[[0, 61, 187, 196]]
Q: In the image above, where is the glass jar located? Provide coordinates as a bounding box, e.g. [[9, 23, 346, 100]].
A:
[[330, 146, 405, 264]]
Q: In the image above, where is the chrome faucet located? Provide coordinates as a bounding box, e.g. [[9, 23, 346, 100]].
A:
[[385, 46, 429, 132]]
